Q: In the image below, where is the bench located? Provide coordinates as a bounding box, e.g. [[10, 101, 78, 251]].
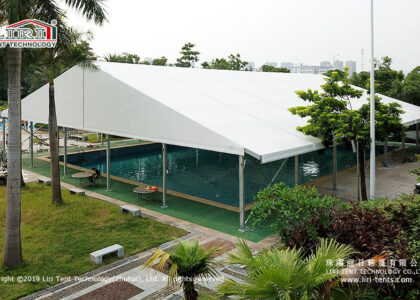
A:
[[69, 188, 85, 196], [414, 183, 420, 195], [120, 205, 141, 217], [38, 178, 51, 185], [90, 244, 124, 265], [69, 134, 87, 141], [0, 173, 7, 185]]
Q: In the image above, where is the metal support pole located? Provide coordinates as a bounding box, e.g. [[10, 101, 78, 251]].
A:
[[294, 155, 299, 185], [383, 139, 388, 167], [239, 155, 245, 232], [106, 134, 111, 191], [195, 149, 199, 168], [333, 143, 337, 190], [30, 121, 34, 168], [63, 127, 67, 176], [402, 133, 405, 149], [162, 143, 168, 208], [416, 122, 419, 150], [369, 0, 376, 199], [101, 133, 103, 147], [357, 141, 360, 201]]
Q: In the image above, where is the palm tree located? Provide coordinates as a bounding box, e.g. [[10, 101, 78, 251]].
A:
[[0, 0, 106, 266], [0, 0, 32, 268], [144, 239, 221, 300], [39, 2, 106, 204], [38, 26, 97, 204], [217, 239, 355, 300]]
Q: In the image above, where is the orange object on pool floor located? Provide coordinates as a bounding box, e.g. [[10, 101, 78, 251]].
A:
[[151, 186, 158, 191]]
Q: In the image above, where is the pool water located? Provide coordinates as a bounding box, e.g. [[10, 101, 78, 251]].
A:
[[63, 143, 368, 207]]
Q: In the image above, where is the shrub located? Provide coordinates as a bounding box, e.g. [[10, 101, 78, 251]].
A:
[[249, 182, 344, 250], [326, 205, 402, 259]]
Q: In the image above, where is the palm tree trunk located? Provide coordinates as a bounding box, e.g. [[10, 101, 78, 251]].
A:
[[3, 47, 23, 267], [183, 281, 198, 300], [49, 77, 62, 204], [359, 145, 368, 201]]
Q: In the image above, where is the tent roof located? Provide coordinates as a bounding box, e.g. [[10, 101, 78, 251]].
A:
[[2, 61, 419, 163]]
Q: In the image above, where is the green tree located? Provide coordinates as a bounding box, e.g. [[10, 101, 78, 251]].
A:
[[323, 69, 345, 79], [0, 0, 106, 266], [201, 61, 210, 69], [203, 53, 248, 71], [0, 0, 38, 267], [289, 71, 405, 200], [175, 42, 199, 68], [217, 239, 355, 299], [104, 53, 140, 64], [351, 56, 404, 99], [208, 57, 230, 70], [401, 66, 420, 106], [261, 64, 290, 73], [152, 56, 168, 66], [144, 239, 221, 300], [350, 71, 370, 89], [227, 53, 247, 70]]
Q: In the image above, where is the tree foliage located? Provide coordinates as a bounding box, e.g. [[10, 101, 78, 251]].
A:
[[401, 66, 420, 106], [202, 53, 248, 71], [104, 53, 140, 64], [152, 56, 167, 66], [260, 64, 290, 73], [144, 239, 221, 300], [323, 69, 345, 80], [217, 239, 355, 300], [289, 70, 405, 200], [175, 42, 199, 68], [351, 56, 404, 100]]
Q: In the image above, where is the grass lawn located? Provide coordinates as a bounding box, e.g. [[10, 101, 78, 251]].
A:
[[84, 133, 127, 144], [0, 183, 188, 300]]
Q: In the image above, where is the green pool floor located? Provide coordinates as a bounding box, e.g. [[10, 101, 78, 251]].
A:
[[22, 151, 273, 242]]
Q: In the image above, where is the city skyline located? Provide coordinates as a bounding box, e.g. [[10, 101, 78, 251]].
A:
[[64, 0, 420, 74]]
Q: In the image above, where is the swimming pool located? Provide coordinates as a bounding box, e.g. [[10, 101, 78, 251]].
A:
[[62, 143, 366, 208]]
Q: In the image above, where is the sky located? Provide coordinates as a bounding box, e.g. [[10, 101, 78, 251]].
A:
[[65, 0, 420, 73]]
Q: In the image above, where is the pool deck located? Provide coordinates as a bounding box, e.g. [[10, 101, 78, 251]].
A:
[[307, 153, 420, 201]]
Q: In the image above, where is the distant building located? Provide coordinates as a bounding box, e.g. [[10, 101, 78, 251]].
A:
[[333, 60, 344, 71], [265, 62, 278, 68], [345, 60, 357, 75], [281, 62, 294, 71], [320, 61, 332, 68], [291, 64, 321, 74]]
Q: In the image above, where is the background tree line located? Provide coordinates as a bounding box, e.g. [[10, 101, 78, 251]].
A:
[[325, 56, 420, 106]]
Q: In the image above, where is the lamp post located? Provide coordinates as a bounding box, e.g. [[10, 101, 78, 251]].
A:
[[369, 0, 376, 199]]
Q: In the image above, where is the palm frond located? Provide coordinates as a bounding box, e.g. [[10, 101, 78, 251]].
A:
[[225, 238, 253, 267], [64, 0, 108, 25], [143, 248, 168, 269]]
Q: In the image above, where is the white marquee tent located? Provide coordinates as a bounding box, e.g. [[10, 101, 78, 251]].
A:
[[2, 62, 419, 230]]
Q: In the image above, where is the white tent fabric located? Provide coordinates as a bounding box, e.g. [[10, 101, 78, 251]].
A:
[[2, 61, 419, 163]]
